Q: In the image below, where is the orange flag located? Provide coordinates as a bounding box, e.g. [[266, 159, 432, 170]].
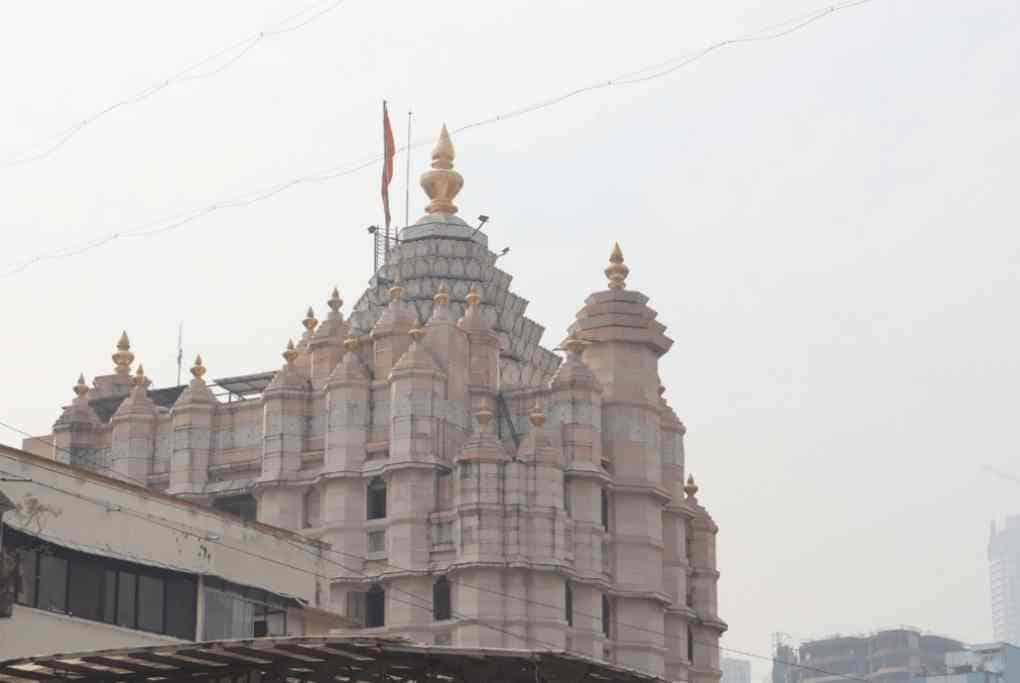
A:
[[381, 101, 396, 230]]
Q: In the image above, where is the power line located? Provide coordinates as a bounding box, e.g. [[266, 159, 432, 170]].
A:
[[0, 445, 869, 683], [0, 0, 350, 169], [0, 0, 878, 279]]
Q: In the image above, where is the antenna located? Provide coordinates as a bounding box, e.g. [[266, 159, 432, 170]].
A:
[[176, 322, 183, 386]]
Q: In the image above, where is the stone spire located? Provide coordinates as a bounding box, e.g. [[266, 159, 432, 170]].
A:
[[605, 242, 629, 290], [327, 336, 369, 384], [457, 285, 488, 332], [112, 331, 134, 375], [391, 327, 440, 376], [421, 125, 463, 216], [112, 364, 156, 419], [684, 474, 699, 502], [175, 354, 214, 405], [428, 282, 455, 324], [550, 336, 600, 390], [73, 373, 89, 399], [267, 339, 306, 391]]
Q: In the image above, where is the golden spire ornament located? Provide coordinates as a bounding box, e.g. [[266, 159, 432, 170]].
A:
[[112, 330, 134, 375], [421, 125, 464, 216], [303, 307, 318, 333], [605, 242, 629, 290], [73, 373, 89, 398], [282, 339, 298, 365], [191, 355, 207, 381]]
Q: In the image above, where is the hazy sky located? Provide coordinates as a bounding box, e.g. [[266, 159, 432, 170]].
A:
[[2, 0, 1019, 676]]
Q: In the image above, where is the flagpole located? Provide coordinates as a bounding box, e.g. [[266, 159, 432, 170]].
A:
[[404, 110, 413, 228]]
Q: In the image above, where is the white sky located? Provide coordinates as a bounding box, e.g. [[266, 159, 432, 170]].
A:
[[2, 0, 1019, 676]]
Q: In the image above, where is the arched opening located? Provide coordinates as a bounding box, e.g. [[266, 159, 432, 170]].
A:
[[564, 580, 573, 626], [366, 584, 385, 628], [433, 576, 451, 621], [303, 487, 320, 529], [367, 477, 387, 520]]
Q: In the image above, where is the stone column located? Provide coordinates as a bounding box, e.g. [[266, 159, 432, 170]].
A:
[[257, 341, 309, 530], [51, 375, 100, 466], [109, 366, 157, 484], [168, 356, 215, 499], [568, 244, 673, 675], [686, 478, 725, 683]]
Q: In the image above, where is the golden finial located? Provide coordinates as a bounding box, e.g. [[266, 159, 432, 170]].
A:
[[409, 327, 426, 344], [421, 124, 463, 216], [303, 306, 318, 332], [132, 364, 147, 387], [563, 336, 586, 356], [434, 282, 450, 305], [73, 373, 89, 398], [465, 285, 481, 308], [112, 330, 135, 375], [282, 339, 298, 365], [528, 402, 546, 428], [684, 474, 699, 499], [191, 354, 206, 381], [343, 336, 361, 352], [389, 282, 405, 301], [475, 400, 495, 428], [328, 287, 343, 314], [605, 242, 629, 290]]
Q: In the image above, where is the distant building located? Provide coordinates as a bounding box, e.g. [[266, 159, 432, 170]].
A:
[[0, 444, 351, 658], [990, 518, 1020, 645], [788, 628, 962, 683], [913, 643, 1020, 683], [723, 658, 752, 683]]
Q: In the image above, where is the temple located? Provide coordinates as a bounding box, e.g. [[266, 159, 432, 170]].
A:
[[32, 125, 725, 682]]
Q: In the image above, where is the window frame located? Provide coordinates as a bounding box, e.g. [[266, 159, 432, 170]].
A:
[[5, 525, 197, 640], [366, 477, 387, 520]]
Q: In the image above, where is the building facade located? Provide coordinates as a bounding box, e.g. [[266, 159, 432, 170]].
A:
[[794, 629, 963, 683], [0, 444, 349, 658], [913, 643, 1020, 683], [722, 658, 752, 683], [990, 518, 1020, 645], [26, 126, 724, 682]]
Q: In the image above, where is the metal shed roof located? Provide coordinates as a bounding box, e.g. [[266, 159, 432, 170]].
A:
[[0, 636, 670, 683]]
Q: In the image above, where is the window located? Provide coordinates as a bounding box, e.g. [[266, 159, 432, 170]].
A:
[[117, 571, 137, 628], [38, 553, 68, 612], [367, 530, 386, 554], [366, 584, 385, 628], [68, 557, 103, 621], [433, 577, 451, 621], [563, 478, 571, 515], [565, 581, 573, 626], [601, 488, 610, 531], [601, 593, 611, 638], [202, 577, 288, 639], [303, 487, 321, 529], [6, 526, 197, 640], [212, 495, 257, 523], [367, 477, 387, 520], [433, 522, 454, 545], [138, 574, 165, 633], [460, 462, 476, 480]]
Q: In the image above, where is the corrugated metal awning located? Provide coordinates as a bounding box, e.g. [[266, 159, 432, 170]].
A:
[[0, 636, 670, 683]]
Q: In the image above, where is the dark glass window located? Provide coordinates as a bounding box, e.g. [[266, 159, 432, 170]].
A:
[[102, 569, 117, 623], [38, 553, 68, 612], [68, 557, 104, 621], [601, 593, 611, 637], [212, 495, 257, 523], [165, 576, 196, 639], [5, 526, 196, 639], [366, 584, 385, 628], [137, 574, 165, 633], [433, 577, 451, 621], [367, 477, 387, 520], [601, 489, 610, 531], [565, 581, 573, 626], [117, 571, 137, 628], [16, 549, 36, 606]]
